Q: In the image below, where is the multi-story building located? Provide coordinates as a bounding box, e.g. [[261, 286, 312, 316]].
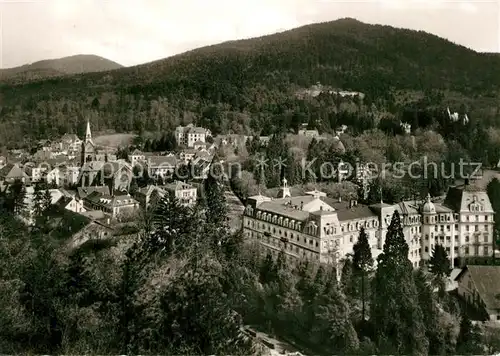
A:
[[242, 179, 495, 268], [135, 181, 197, 209], [82, 191, 139, 220], [163, 180, 197, 206], [175, 124, 211, 148]]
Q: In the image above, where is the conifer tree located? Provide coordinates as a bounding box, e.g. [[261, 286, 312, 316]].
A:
[[456, 312, 483, 355], [429, 244, 452, 279], [7, 179, 27, 217], [428, 244, 452, 297], [310, 264, 360, 353], [149, 191, 197, 256], [414, 268, 450, 354], [204, 158, 228, 229], [353, 227, 374, 321], [32, 183, 45, 218], [259, 252, 275, 284], [371, 210, 429, 355], [340, 257, 353, 296]]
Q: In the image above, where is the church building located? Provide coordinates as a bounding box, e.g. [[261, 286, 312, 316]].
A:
[[81, 120, 97, 165]]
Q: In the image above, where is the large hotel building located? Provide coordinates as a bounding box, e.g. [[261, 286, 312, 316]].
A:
[[243, 179, 495, 268]]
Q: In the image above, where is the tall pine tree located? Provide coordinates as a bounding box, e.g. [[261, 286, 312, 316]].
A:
[[371, 210, 429, 355], [353, 227, 373, 321]]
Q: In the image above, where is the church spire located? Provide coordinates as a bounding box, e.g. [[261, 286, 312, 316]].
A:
[[85, 120, 92, 143]]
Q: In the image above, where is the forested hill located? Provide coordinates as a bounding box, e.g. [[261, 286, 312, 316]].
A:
[[1, 18, 500, 145], [0, 55, 123, 83]]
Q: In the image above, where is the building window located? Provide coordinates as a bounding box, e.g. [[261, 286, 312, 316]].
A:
[[484, 247, 489, 256], [475, 225, 478, 232], [425, 246, 428, 252]]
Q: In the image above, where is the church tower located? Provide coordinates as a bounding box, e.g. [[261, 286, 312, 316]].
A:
[[81, 120, 96, 166], [85, 120, 93, 144]]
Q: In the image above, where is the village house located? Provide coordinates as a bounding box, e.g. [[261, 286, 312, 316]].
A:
[[147, 155, 177, 178], [82, 191, 139, 219], [129, 149, 155, 166], [179, 149, 197, 163], [60, 133, 83, 152], [55, 189, 86, 214], [163, 180, 197, 206], [0, 163, 28, 184], [455, 265, 500, 322], [335, 125, 348, 136], [134, 185, 164, 209], [193, 140, 207, 150], [76, 185, 111, 201], [175, 124, 212, 148], [400, 122, 412, 134], [135, 180, 198, 209]]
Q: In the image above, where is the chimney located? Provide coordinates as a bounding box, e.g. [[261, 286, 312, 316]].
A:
[[320, 205, 323, 211], [300, 201, 303, 210], [107, 218, 110, 225], [338, 196, 342, 203]]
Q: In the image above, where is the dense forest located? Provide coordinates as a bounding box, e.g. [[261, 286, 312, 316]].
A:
[[1, 19, 500, 147], [1, 161, 500, 355]]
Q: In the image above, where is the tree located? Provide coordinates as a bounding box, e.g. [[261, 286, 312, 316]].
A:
[[259, 252, 276, 284], [456, 312, 483, 355], [203, 159, 229, 237], [340, 257, 353, 296], [32, 183, 45, 218], [7, 179, 27, 217], [414, 268, 454, 354], [371, 210, 429, 355], [149, 191, 198, 256], [159, 254, 255, 355], [353, 227, 373, 321], [428, 244, 452, 295], [487, 178, 500, 253]]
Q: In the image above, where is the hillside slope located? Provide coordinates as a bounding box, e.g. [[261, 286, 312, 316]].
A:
[[0, 18, 499, 146], [0, 54, 123, 83]]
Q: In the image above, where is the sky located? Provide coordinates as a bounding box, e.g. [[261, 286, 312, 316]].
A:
[[0, 0, 498, 68]]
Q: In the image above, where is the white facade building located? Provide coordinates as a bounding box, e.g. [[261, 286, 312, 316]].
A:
[[175, 124, 211, 148], [242, 180, 495, 268]]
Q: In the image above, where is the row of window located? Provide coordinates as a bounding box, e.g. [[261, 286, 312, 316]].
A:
[[424, 245, 491, 256], [424, 233, 490, 243], [246, 221, 320, 247]]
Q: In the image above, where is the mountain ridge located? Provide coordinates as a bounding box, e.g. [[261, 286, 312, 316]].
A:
[[0, 18, 499, 147], [0, 54, 123, 82]]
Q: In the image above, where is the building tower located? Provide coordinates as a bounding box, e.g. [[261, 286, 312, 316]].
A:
[[81, 120, 96, 166], [421, 193, 436, 263], [277, 177, 291, 199], [85, 120, 93, 144]]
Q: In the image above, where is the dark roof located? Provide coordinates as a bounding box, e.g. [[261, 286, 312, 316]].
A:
[[325, 200, 377, 221], [455, 265, 500, 310], [444, 185, 465, 211], [77, 186, 111, 199]]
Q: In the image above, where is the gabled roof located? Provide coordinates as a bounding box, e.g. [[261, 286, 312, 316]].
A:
[[455, 265, 500, 310], [147, 155, 177, 167], [77, 186, 111, 199], [84, 191, 139, 208], [444, 184, 493, 213], [61, 133, 80, 142], [163, 180, 194, 192], [0, 163, 27, 179]]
